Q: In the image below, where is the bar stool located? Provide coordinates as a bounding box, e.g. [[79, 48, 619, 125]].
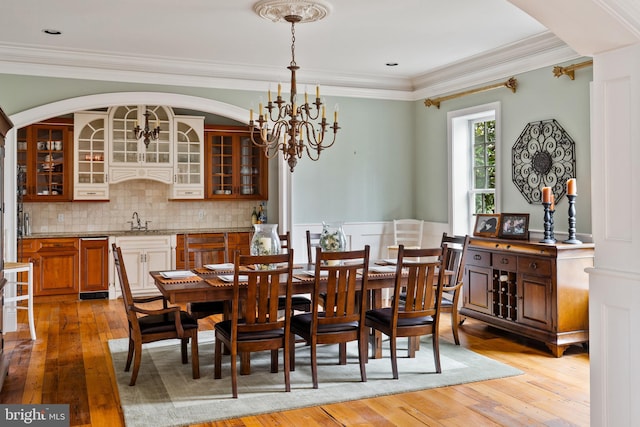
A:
[[3, 262, 36, 340]]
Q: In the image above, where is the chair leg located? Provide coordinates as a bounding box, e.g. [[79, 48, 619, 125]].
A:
[[338, 342, 347, 365], [125, 336, 134, 372], [289, 334, 296, 371], [214, 335, 222, 379], [390, 336, 399, 380], [432, 333, 441, 374], [358, 334, 367, 382], [231, 347, 238, 398], [283, 335, 291, 392], [191, 331, 200, 379], [129, 341, 143, 386], [181, 338, 189, 364], [408, 337, 417, 358], [270, 349, 279, 373], [451, 310, 460, 345], [311, 340, 318, 389]]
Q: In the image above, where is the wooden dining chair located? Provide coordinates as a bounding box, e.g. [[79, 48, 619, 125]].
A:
[[214, 250, 294, 398], [306, 230, 322, 263], [112, 244, 200, 386], [184, 233, 229, 320], [291, 245, 370, 389], [365, 245, 446, 379], [439, 233, 469, 345], [279, 232, 312, 313]]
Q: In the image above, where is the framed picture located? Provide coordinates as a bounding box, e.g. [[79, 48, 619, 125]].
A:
[[499, 213, 530, 240], [473, 214, 501, 237]]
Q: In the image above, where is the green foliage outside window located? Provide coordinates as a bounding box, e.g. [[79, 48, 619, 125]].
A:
[[473, 120, 496, 214]]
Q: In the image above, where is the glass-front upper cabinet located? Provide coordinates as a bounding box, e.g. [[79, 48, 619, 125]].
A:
[[109, 105, 173, 183], [17, 121, 73, 202], [205, 126, 268, 199], [74, 111, 109, 200], [171, 116, 204, 199]]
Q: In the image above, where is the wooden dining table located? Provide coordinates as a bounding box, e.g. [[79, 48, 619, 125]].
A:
[[150, 263, 448, 374]]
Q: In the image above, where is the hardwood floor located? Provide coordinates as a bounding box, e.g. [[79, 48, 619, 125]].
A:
[[1, 297, 589, 426]]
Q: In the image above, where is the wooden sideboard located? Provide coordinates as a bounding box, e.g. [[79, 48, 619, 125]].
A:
[[460, 237, 594, 357]]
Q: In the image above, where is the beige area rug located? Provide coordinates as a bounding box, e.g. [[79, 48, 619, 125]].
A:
[[109, 331, 522, 427]]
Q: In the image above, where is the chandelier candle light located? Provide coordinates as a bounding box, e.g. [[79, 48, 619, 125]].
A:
[[132, 112, 160, 148], [250, 0, 339, 172]]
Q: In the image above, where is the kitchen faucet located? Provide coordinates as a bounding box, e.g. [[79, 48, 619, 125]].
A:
[[128, 211, 150, 231]]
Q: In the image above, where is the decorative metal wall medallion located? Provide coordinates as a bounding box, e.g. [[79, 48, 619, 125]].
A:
[[512, 119, 576, 204]]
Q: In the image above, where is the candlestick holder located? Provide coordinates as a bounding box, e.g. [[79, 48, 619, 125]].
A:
[[563, 194, 582, 244], [540, 202, 556, 243], [550, 208, 555, 241]]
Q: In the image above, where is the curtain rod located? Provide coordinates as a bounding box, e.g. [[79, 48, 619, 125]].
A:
[[424, 77, 517, 109], [552, 60, 593, 80]]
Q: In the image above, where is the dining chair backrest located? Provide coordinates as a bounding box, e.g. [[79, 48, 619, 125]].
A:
[[232, 250, 294, 337], [312, 246, 370, 326], [391, 245, 445, 324], [113, 243, 136, 317], [184, 233, 228, 268], [279, 232, 291, 253], [393, 219, 424, 248], [440, 233, 466, 279], [306, 230, 322, 263]]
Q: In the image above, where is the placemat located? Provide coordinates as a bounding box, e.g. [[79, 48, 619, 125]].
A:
[[155, 275, 202, 284]]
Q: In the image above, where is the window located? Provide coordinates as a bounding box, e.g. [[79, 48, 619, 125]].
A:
[[448, 103, 500, 236], [471, 119, 496, 214]]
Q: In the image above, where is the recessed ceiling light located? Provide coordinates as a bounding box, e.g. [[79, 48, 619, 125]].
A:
[[42, 29, 62, 35], [386, 62, 399, 67]]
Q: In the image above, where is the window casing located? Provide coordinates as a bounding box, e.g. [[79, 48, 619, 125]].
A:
[[448, 102, 500, 236]]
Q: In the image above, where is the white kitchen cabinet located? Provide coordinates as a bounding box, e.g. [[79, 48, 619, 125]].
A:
[[171, 116, 204, 199], [113, 235, 174, 296], [109, 105, 173, 184], [74, 111, 109, 200]]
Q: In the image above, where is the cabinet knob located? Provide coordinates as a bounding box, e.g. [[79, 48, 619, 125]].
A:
[[474, 254, 481, 260], [501, 258, 508, 264], [530, 262, 537, 269]]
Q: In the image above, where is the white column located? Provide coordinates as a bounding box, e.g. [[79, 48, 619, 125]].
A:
[[589, 42, 640, 427]]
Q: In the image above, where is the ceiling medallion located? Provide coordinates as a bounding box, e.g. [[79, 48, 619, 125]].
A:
[[512, 119, 576, 204], [253, 0, 332, 23]]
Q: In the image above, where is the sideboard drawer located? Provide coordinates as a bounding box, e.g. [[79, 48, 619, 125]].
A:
[[466, 249, 491, 268], [518, 256, 552, 277], [492, 253, 517, 271]]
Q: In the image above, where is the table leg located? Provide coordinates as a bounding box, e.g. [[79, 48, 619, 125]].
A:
[[369, 288, 383, 359], [240, 352, 251, 375]]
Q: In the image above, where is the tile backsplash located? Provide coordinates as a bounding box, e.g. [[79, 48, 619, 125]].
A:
[[24, 180, 258, 234]]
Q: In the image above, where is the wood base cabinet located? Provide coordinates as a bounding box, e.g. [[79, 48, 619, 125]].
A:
[[20, 238, 79, 296], [461, 237, 594, 357], [80, 237, 109, 298]]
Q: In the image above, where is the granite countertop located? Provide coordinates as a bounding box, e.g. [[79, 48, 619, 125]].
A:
[[23, 227, 254, 239]]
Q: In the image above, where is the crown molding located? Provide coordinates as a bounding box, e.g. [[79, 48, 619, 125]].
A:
[[412, 32, 581, 100], [0, 31, 580, 102]]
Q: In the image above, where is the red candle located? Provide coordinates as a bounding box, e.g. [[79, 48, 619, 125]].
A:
[[542, 187, 551, 204], [567, 178, 577, 196]]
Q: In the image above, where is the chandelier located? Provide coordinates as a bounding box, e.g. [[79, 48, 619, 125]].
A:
[[250, 0, 339, 172], [132, 112, 160, 148]]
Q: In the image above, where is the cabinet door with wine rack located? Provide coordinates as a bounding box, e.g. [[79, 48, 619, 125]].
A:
[[17, 121, 73, 202], [204, 126, 268, 200]]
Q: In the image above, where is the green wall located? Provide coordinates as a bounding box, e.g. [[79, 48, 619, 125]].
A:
[[414, 60, 592, 233], [0, 61, 591, 233]]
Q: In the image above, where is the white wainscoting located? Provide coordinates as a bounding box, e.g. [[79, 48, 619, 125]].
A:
[[291, 221, 450, 264]]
